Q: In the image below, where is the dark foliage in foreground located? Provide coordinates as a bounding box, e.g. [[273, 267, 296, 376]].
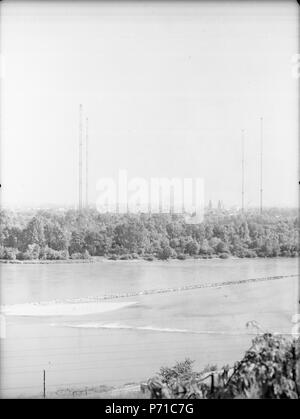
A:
[[145, 334, 300, 399], [0, 208, 298, 260]]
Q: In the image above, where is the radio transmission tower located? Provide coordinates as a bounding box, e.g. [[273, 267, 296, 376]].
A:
[[85, 117, 89, 208], [241, 129, 245, 213], [260, 117, 263, 214], [78, 104, 83, 211]]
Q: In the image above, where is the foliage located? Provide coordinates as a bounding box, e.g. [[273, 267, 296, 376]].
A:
[[70, 250, 90, 260], [159, 359, 195, 382], [0, 246, 18, 260], [0, 208, 298, 260], [225, 334, 300, 399], [22, 244, 41, 260], [152, 334, 300, 399], [201, 364, 218, 374], [40, 246, 69, 260]]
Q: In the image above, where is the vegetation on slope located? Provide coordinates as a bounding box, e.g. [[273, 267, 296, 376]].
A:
[[145, 334, 300, 399], [0, 208, 298, 261]]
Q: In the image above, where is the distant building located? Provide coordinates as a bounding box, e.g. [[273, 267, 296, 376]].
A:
[[217, 200, 224, 211]]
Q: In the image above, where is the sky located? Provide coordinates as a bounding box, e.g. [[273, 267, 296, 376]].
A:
[[0, 1, 299, 209]]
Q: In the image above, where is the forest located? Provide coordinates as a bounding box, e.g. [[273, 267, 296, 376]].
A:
[[0, 208, 298, 261]]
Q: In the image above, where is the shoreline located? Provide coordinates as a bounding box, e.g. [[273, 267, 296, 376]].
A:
[[0, 258, 94, 264], [0, 255, 298, 265]]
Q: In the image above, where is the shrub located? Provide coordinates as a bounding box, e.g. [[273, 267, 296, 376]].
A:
[[82, 249, 91, 259], [119, 254, 132, 260], [0, 246, 18, 260], [216, 241, 230, 254], [226, 334, 300, 399], [150, 334, 300, 399], [219, 253, 229, 259], [70, 252, 83, 260], [160, 359, 195, 383], [185, 240, 200, 256], [157, 246, 176, 260], [16, 251, 27, 260], [108, 254, 119, 260], [244, 249, 257, 258], [23, 244, 40, 260], [41, 247, 69, 260]]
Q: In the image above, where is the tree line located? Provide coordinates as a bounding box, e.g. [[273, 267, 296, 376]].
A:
[[0, 208, 298, 261]]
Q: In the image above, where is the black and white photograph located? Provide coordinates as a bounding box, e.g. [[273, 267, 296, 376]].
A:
[[0, 0, 299, 401]]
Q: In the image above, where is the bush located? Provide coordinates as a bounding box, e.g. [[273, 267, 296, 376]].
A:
[[176, 254, 186, 260], [185, 240, 200, 256], [70, 252, 83, 260], [16, 251, 27, 260], [148, 334, 300, 399], [0, 246, 18, 260], [41, 247, 69, 260], [160, 359, 195, 383], [157, 246, 176, 260], [226, 334, 300, 399], [119, 254, 132, 260], [216, 241, 230, 254], [219, 253, 229, 259], [23, 244, 40, 260], [244, 249, 257, 258], [108, 254, 119, 260], [82, 249, 91, 259]]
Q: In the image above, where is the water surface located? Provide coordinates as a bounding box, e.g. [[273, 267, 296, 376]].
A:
[[0, 258, 298, 398]]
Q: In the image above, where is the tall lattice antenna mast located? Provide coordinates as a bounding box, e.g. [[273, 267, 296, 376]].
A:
[[260, 117, 263, 214], [242, 129, 245, 213], [78, 104, 83, 211], [85, 117, 89, 208]]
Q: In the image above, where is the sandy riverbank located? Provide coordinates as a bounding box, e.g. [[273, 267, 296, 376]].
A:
[[0, 255, 285, 265]]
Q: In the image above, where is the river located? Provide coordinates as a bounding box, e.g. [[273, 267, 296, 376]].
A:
[[0, 258, 298, 398]]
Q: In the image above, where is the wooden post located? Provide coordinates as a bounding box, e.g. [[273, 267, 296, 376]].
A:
[[292, 344, 299, 397], [211, 373, 215, 394], [43, 369, 46, 399]]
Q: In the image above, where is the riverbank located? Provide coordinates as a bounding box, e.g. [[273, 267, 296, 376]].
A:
[[0, 258, 94, 264], [53, 383, 144, 399], [0, 254, 298, 264], [26, 383, 144, 399]]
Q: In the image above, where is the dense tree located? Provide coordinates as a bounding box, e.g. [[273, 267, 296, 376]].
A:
[[44, 220, 69, 251], [185, 239, 200, 256], [0, 208, 298, 260], [21, 216, 46, 251]]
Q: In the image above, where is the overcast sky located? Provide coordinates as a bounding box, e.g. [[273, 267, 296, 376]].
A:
[[1, 1, 298, 208]]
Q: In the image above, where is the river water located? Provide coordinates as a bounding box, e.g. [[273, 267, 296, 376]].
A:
[[0, 258, 298, 398]]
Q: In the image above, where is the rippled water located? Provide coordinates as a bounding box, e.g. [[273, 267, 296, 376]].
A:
[[0, 258, 298, 398]]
